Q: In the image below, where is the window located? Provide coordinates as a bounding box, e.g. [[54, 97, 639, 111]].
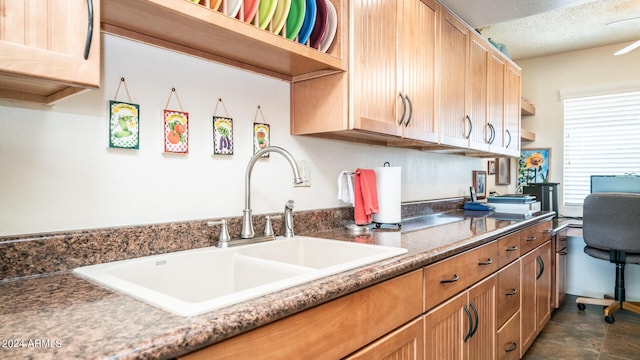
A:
[[563, 90, 640, 206]]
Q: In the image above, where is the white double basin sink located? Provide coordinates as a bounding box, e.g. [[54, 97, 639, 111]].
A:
[[74, 236, 407, 316]]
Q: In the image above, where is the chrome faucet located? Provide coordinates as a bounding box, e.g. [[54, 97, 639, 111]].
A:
[[241, 146, 303, 239]]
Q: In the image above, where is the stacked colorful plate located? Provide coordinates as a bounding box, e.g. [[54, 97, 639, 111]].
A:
[[318, 0, 337, 52], [240, 0, 259, 23], [271, 0, 292, 35], [309, 0, 327, 49], [259, 0, 278, 29], [297, 0, 317, 45], [285, 0, 306, 40]]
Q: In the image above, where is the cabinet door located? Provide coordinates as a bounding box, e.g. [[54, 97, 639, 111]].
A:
[[399, 0, 438, 143], [553, 230, 568, 309], [351, 0, 403, 137], [424, 291, 468, 360], [497, 311, 520, 360], [535, 242, 552, 331], [504, 63, 521, 157], [345, 317, 424, 360], [467, 275, 496, 360], [0, 0, 100, 102], [467, 32, 490, 151], [520, 241, 552, 356], [438, 10, 469, 148], [487, 50, 506, 153]]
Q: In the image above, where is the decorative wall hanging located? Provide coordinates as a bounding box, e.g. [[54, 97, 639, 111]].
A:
[[163, 88, 189, 154], [212, 98, 233, 155], [109, 77, 140, 149], [253, 106, 270, 157], [518, 148, 551, 187]]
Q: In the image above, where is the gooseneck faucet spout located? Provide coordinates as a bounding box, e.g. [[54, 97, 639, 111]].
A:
[[241, 146, 303, 239]]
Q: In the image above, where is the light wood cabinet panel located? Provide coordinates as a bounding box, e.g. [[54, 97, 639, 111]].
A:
[[553, 229, 568, 309], [0, 0, 100, 104], [487, 50, 506, 153], [497, 311, 520, 360], [467, 32, 490, 152], [497, 232, 521, 268], [496, 259, 520, 328], [345, 317, 424, 360], [504, 63, 522, 157], [424, 240, 498, 311], [398, 0, 438, 143], [467, 276, 496, 360], [292, 0, 437, 144], [424, 275, 496, 360], [520, 241, 552, 356], [180, 270, 423, 360], [438, 10, 469, 149]]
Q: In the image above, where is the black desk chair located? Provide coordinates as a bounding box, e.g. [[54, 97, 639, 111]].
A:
[[576, 193, 640, 323]]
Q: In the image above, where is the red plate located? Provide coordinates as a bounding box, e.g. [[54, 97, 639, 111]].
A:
[[309, 0, 327, 49]]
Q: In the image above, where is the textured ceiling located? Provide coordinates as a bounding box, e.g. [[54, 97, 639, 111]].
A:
[[439, 0, 640, 60]]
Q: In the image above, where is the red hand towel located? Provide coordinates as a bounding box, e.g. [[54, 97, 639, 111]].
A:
[[354, 168, 379, 225]]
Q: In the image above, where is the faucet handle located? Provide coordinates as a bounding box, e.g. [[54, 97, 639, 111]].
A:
[[207, 219, 231, 248], [284, 200, 296, 238], [264, 215, 282, 237]]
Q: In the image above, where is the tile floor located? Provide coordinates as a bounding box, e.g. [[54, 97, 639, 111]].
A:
[[523, 294, 640, 360]]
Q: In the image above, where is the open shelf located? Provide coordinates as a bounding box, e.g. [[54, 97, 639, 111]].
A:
[[521, 99, 536, 116], [101, 0, 345, 82]]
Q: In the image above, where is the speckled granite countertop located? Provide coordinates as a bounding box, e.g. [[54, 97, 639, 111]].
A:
[[0, 211, 555, 359]]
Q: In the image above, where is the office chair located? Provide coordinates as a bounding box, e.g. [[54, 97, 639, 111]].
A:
[[576, 192, 640, 323]]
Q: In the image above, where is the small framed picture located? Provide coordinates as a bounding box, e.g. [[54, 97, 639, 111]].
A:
[[109, 101, 140, 149], [163, 109, 189, 154], [496, 157, 511, 185], [487, 160, 496, 175], [213, 116, 233, 155], [253, 122, 270, 156], [473, 170, 487, 199]]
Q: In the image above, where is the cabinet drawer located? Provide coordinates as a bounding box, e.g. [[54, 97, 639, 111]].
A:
[[424, 241, 498, 310], [497, 259, 520, 328], [497, 311, 520, 360], [520, 220, 552, 254], [497, 232, 521, 267], [181, 270, 423, 360], [345, 317, 424, 359]]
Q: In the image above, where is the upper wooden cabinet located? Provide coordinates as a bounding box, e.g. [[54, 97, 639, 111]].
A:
[[102, 0, 344, 82], [292, 0, 437, 144], [504, 63, 522, 157], [0, 0, 101, 104]]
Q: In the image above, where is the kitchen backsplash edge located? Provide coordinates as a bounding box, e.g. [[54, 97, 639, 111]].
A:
[[0, 198, 464, 281]]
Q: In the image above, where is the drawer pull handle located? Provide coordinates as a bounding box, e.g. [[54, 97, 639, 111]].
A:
[[505, 341, 518, 352], [478, 258, 493, 266], [526, 236, 537, 242], [536, 255, 545, 280], [560, 251, 568, 255], [469, 301, 479, 338], [440, 274, 459, 283], [505, 288, 518, 296], [506, 246, 518, 252]]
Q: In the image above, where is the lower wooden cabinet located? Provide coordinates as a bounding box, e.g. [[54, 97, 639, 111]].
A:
[[497, 311, 520, 360], [520, 241, 552, 356], [424, 275, 496, 360], [552, 229, 568, 308], [345, 317, 424, 360]]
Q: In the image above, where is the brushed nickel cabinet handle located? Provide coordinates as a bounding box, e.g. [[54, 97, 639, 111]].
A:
[[505, 288, 518, 296], [505, 341, 518, 352], [506, 246, 519, 251], [398, 93, 407, 126], [526, 236, 537, 241], [478, 258, 493, 266], [84, 0, 94, 60], [440, 274, 459, 283]]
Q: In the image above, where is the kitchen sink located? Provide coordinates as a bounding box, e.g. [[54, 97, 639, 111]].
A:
[[74, 236, 407, 316]]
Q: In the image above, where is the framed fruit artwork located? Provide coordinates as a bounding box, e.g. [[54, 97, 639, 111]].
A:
[[109, 100, 140, 149], [164, 110, 188, 154], [213, 116, 233, 155], [253, 122, 270, 156]]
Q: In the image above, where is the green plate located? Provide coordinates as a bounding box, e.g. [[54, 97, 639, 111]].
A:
[[286, 0, 306, 40], [259, 0, 278, 29]]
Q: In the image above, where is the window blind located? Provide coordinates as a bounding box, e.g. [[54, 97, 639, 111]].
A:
[[563, 91, 640, 206]]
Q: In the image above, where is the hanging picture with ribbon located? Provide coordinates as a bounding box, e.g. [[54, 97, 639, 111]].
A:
[[212, 98, 233, 155], [109, 77, 140, 149], [253, 106, 270, 157], [163, 88, 189, 154]]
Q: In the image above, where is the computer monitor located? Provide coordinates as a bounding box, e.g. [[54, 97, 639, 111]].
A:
[[590, 175, 640, 194]]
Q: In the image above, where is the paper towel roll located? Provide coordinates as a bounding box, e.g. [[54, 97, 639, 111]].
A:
[[372, 166, 401, 224]]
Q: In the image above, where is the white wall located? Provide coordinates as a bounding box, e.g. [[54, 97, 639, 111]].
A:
[[518, 43, 640, 300], [0, 34, 492, 237]]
